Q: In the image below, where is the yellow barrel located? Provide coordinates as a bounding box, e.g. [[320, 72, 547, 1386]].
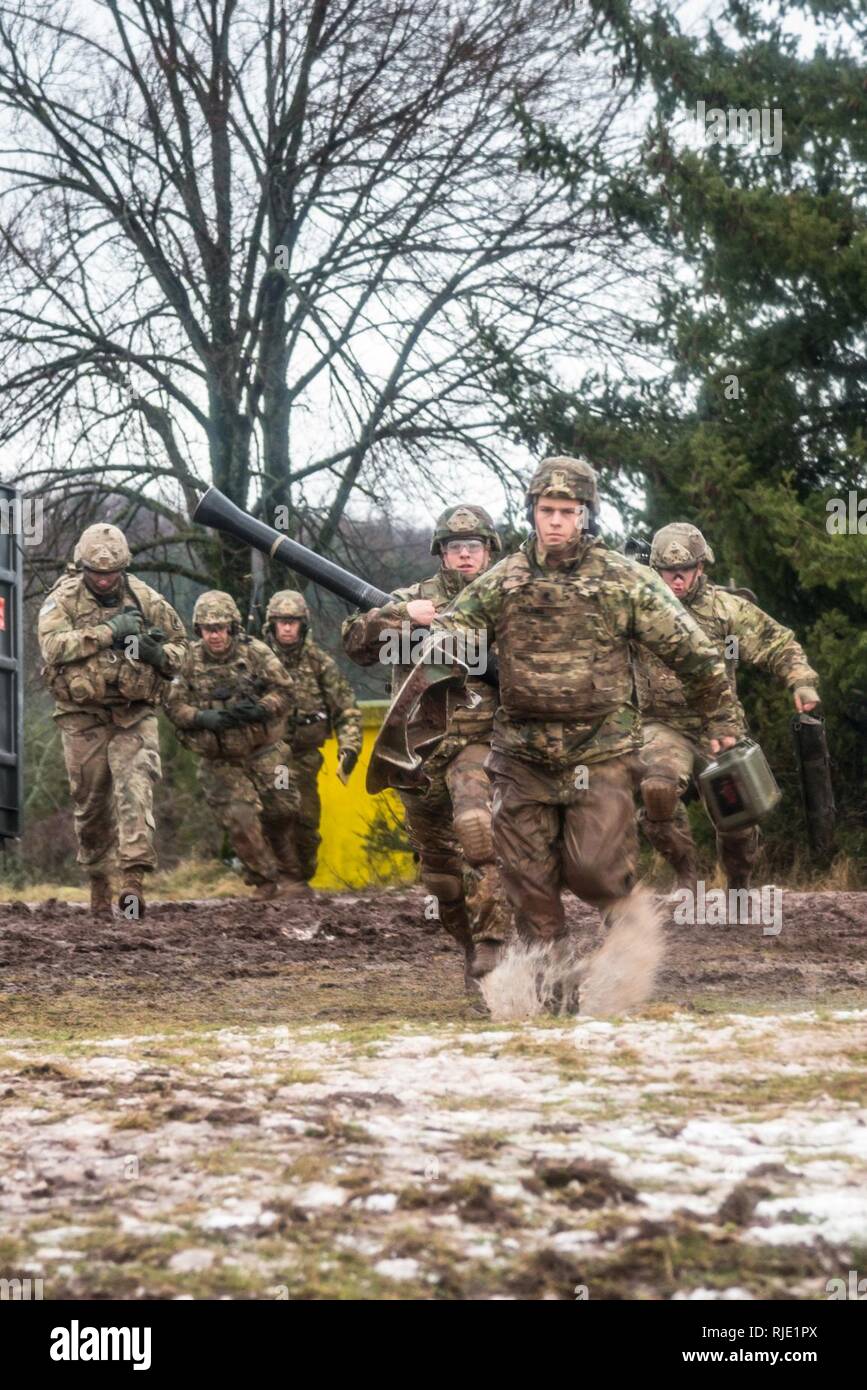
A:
[[311, 700, 417, 889]]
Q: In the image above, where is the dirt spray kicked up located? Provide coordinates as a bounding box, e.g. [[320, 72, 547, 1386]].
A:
[[480, 887, 666, 1021]]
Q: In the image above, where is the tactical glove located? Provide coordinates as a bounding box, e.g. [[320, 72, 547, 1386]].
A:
[[225, 697, 270, 725], [339, 747, 359, 778], [106, 609, 144, 643], [192, 709, 237, 733], [793, 685, 820, 710], [137, 628, 168, 670]]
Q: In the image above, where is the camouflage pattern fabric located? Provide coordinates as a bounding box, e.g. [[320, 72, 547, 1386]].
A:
[[59, 714, 162, 876], [265, 629, 362, 882], [164, 636, 294, 761], [487, 749, 643, 941], [342, 563, 497, 739], [435, 533, 740, 939], [632, 574, 819, 738], [396, 742, 513, 948], [342, 564, 511, 945], [633, 574, 816, 886], [639, 720, 759, 887], [197, 740, 302, 885], [438, 535, 741, 770], [164, 635, 298, 887], [266, 631, 362, 758], [38, 572, 187, 725], [38, 571, 187, 880]]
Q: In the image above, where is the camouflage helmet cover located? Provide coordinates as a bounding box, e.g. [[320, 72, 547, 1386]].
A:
[[76, 523, 131, 572], [431, 503, 502, 556], [526, 456, 599, 511], [193, 590, 242, 629], [265, 589, 309, 625], [650, 523, 715, 570]]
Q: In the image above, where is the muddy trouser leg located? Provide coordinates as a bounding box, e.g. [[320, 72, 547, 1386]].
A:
[[397, 774, 472, 950], [445, 742, 514, 946], [107, 714, 162, 876], [286, 749, 323, 882], [247, 741, 304, 880], [638, 722, 699, 884], [717, 824, 760, 889], [486, 751, 566, 944], [60, 720, 117, 878], [562, 754, 641, 912], [198, 757, 281, 886]]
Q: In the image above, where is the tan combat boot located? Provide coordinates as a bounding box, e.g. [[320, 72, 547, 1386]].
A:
[[89, 875, 113, 919], [118, 873, 146, 921], [253, 879, 279, 900]]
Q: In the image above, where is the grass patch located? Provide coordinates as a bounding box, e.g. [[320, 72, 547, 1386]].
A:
[[454, 1130, 509, 1161], [112, 1109, 159, 1131], [273, 1067, 323, 1087], [508, 1222, 838, 1300], [496, 1035, 589, 1081]]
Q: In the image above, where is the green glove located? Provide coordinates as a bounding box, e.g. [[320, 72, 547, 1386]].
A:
[[225, 697, 269, 725], [339, 747, 359, 778], [137, 628, 168, 669], [106, 609, 144, 643], [192, 709, 237, 732]]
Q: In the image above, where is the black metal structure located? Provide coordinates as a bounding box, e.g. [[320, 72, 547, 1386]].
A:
[[0, 483, 24, 839]]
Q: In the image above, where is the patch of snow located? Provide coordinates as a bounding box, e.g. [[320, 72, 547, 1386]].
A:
[[373, 1258, 421, 1281]]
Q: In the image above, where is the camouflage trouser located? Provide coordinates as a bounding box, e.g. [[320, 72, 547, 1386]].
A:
[[282, 747, 324, 882], [397, 741, 513, 950], [59, 713, 161, 877], [638, 721, 759, 887], [198, 740, 302, 886], [486, 749, 641, 942]]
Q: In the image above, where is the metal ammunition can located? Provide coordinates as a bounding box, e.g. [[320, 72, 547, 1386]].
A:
[[698, 738, 782, 831]]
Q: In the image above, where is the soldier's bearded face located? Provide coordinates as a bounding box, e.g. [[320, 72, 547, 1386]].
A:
[[83, 568, 122, 597], [441, 538, 489, 577], [200, 623, 232, 654], [660, 563, 702, 598], [534, 498, 583, 548], [274, 618, 303, 646]]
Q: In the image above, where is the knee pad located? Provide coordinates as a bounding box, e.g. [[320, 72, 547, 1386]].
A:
[[640, 776, 680, 822], [421, 871, 463, 903], [454, 808, 494, 867]]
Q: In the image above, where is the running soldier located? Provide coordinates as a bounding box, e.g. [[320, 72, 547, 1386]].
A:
[[163, 591, 301, 898], [38, 523, 187, 918], [434, 459, 741, 956], [633, 523, 820, 890], [263, 589, 362, 888], [342, 505, 513, 982]]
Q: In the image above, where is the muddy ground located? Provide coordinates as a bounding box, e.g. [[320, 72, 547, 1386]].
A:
[[1, 888, 866, 1299]]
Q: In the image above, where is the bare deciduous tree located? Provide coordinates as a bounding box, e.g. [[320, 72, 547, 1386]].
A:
[[0, 0, 647, 597]]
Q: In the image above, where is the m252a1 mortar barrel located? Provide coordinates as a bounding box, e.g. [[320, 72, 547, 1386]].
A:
[[192, 487, 497, 792], [193, 486, 392, 612]]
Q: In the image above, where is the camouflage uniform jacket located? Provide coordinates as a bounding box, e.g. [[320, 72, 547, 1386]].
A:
[[164, 636, 294, 762], [38, 571, 187, 728], [633, 575, 819, 737], [266, 631, 363, 756], [436, 535, 741, 770], [341, 564, 497, 743]]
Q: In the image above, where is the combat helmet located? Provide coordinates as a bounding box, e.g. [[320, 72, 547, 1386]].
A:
[[264, 589, 309, 638], [76, 523, 131, 572], [431, 503, 502, 557], [525, 456, 599, 521], [650, 523, 715, 571], [193, 590, 242, 635]]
